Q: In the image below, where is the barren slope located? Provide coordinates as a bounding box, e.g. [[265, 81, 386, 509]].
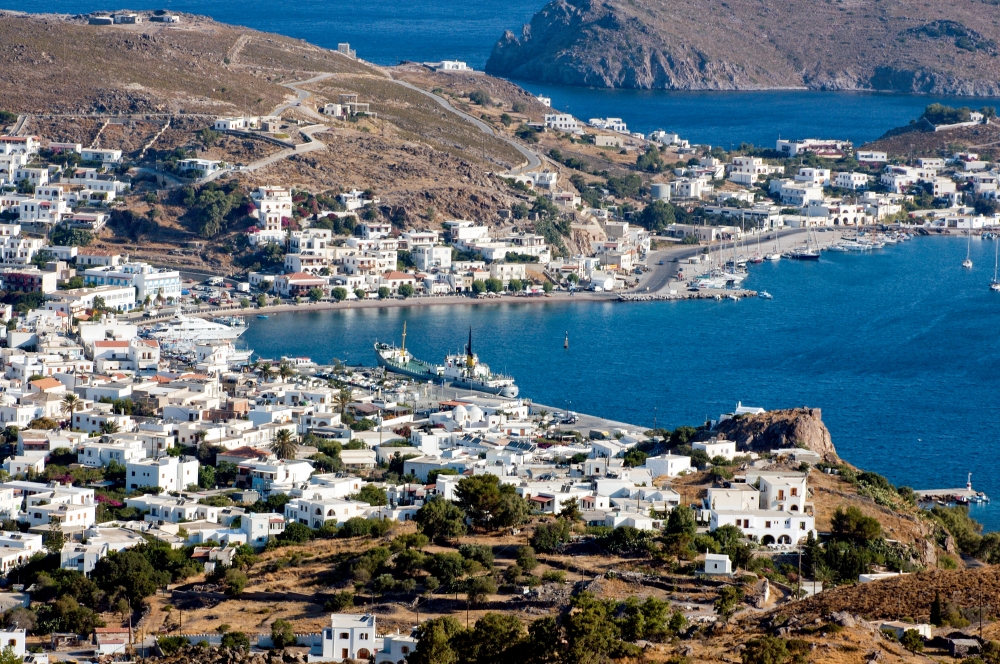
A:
[[486, 0, 1000, 94]]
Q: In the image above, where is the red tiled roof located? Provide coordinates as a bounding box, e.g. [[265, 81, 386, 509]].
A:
[[93, 341, 129, 348], [383, 271, 415, 280]]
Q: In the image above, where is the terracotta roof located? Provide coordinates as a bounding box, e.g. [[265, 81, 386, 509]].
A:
[[29, 377, 62, 390], [93, 341, 129, 348], [383, 271, 415, 280]]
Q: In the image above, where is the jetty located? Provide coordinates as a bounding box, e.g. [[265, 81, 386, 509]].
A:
[[913, 474, 990, 504]]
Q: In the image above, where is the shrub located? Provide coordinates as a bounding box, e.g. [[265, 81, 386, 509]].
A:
[[458, 543, 494, 568], [221, 631, 250, 650], [515, 546, 538, 571], [530, 520, 571, 553], [323, 591, 355, 612], [541, 570, 566, 583], [271, 619, 296, 649], [157, 636, 188, 655]]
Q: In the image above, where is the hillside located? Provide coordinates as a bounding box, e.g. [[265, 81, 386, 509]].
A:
[[485, 0, 1000, 93]]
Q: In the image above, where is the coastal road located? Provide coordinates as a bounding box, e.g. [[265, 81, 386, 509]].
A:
[[389, 77, 542, 175], [633, 227, 822, 294]]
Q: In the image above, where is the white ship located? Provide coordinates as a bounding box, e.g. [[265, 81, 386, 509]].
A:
[[146, 314, 246, 342], [442, 329, 518, 398]]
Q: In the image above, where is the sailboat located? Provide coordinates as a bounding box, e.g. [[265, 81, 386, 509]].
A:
[[963, 230, 974, 269], [991, 239, 1000, 291]]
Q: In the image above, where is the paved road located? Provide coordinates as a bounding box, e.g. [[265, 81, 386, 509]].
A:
[[272, 72, 335, 120], [631, 227, 817, 294], [390, 78, 542, 175]]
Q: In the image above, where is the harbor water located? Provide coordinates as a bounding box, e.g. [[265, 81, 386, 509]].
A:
[[242, 236, 1000, 530]]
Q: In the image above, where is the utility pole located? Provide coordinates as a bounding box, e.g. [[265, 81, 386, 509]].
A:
[[797, 548, 802, 600]]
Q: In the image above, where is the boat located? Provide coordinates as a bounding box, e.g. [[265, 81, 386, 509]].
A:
[[214, 315, 247, 328], [964, 229, 974, 268], [443, 329, 519, 398], [375, 325, 519, 398], [257, 314, 269, 319], [759, 291, 772, 299], [764, 253, 781, 261], [146, 314, 246, 341], [375, 323, 443, 381], [789, 250, 820, 261]]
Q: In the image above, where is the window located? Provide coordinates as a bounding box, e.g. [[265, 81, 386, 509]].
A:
[[777, 490, 785, 500], [800, 522, 806, 530], [339, 633, 349, 640], [359, 633, 369, 640], [790, 488, 798, 497], [765, 521, 771, 529]]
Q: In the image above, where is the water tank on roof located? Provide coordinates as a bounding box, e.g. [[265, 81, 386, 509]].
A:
[[651, 183, 670, 201]]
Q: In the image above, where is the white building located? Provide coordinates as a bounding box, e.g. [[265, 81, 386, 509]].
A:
[[757, 473, 808, 512], [311, 614, 378, 663], [709, 509, 815, 545], [693, 439, 737, 461], [240, 512, 286, 548], [80, 148, 123, 164], [642, 454, 691, 478], [544, 114, 579, 132], [83, 262, 181, 303], [702, 553, 732, 576], [728, 156, 784, 185], [125, 456, 199, 492], [251, 186, 293, 232], [835, 172, 870, 191]]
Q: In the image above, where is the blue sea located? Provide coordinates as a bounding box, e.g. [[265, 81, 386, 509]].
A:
[[9, 0, 1000, 146], [241, 237, 1000, 529]]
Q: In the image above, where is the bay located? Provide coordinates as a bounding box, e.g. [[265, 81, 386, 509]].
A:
[[9, 0, 1000, 146], [241, 237, 1000, 530]]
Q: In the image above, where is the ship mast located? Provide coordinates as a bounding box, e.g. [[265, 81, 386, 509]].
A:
[[466, 327, 475, 368], [401, 322, 406, 353]]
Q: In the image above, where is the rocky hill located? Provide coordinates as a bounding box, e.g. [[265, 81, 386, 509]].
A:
[[486, 0, 1000, 94], [711, 408, 838, 462]]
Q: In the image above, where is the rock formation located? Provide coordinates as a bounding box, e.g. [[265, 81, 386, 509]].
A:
[[486, 0, 1000, 94], [711, 408, 839, 462]]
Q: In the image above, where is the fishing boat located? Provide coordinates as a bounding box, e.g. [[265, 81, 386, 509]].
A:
[[759, 291, 773, 299]]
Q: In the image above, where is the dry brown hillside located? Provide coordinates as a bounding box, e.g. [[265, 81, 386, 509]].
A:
[[486, 0, 1000, 94]]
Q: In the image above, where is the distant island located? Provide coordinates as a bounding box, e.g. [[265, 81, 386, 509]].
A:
[[486, 0, 1000, 94]]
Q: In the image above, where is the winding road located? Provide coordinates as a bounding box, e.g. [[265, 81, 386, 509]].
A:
[[390, 77, 542, 175]]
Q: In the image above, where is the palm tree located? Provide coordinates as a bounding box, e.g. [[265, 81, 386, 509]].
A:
[[269, 429, 298, 460], [278, 362, 295, 382], [100, 420, 121, 435], [258, 363, 275, 382], [336, 389, 352, 415], [61, 394, 81, 422]]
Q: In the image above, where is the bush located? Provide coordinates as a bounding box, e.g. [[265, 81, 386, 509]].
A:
[[530, 520, 571, 553], [157, 636, 188, 655], [515, 546, 538, 571], [277, 521, 314, 544], [469, 90, 492, 105], [224, 568, 247, 596], [541, 570, 566, 583], [741, 636, 788, 664], [338, 516, 373, 538], [458, 543, 494, 568], [221, 631, 250, 650], [271, 619, 296, 649], [323, 590, 355, 612]]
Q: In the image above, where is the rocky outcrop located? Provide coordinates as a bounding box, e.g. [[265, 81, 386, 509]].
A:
[[711, 408, 838, 462], [485, 0, 1000, 94]]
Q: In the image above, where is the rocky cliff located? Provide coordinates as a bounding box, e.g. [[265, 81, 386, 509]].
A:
[[486, 0, 1000, 94], [711, 407, 839, 462]]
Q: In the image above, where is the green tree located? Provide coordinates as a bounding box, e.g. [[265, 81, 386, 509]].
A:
[[741, 636, 788, 664], [930, 591, 943, 626], [408, 616, 463, 664], [198, 465, 215, 489], [278, 522, 314, 544], [563, 593, 629, 663], [425, 551, 466, 586], [378, 286, 391, 299], [484, 278, 503, 293], [530, 519, 571, 553], [471, 280, 487, 295], [665, 504, 697, 537], [515, 545, 538, 571], [558, 498, 582, 522], [415, 497, 466, 542], [900, 629, 924, 654], [542, 281, 553, 293], [831, 506, 881, 544], [354, 288, 367, 300], [637, 200, 676, 232], [271, 619, 296, 649], [455, 474, 530, 531], [465, 613, 524, 664], [92, 547, 169, 609], [352, 484, 388, 506], [469, 90, 492, 105], [224, 568, 248, 596], [269, 429, 298, 460], [220, 631, 250, 650], [466, 576, 497, 605], [714, 585, 744, 621], [398, 283, 415, 298], [309, 287, 326, 302], [44, 519, 65, 554]]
